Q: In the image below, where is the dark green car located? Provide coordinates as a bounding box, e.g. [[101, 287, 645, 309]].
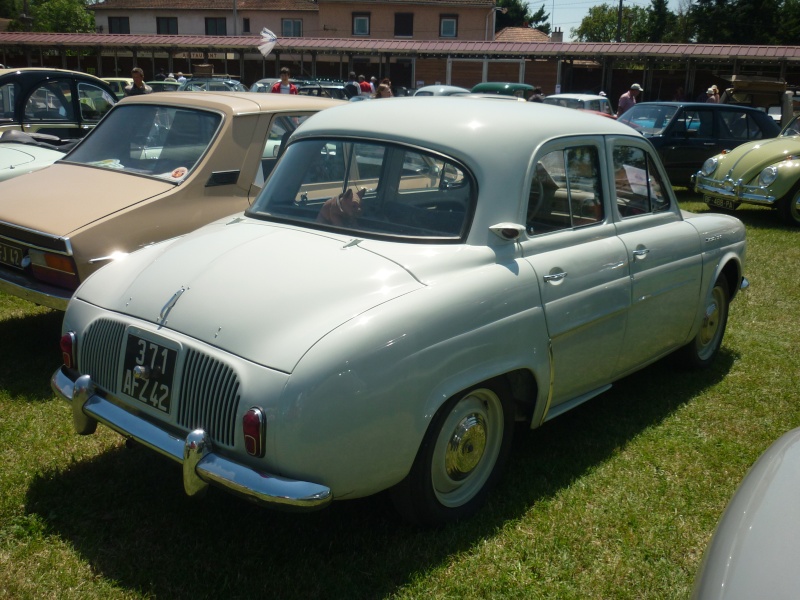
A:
[[470, 82, 535, 100]]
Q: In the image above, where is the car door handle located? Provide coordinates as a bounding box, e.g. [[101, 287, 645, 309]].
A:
[[633, 248, 650, 258], [543, 272, 567, 283]]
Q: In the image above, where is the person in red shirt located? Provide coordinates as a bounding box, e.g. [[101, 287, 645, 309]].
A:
[[358, 75, 372, 96], [271, 67, 298, 94]]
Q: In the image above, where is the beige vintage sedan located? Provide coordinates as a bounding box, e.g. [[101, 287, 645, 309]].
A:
[[0, 92, 342, 309]]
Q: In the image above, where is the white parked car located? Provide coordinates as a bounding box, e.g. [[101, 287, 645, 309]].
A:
[[543, 93, 616, 118], [693, 427, 800, 599], [52, 98, 748, 525]]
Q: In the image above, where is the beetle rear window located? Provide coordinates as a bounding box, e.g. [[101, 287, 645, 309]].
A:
[[250, 139, 474, 241], [65, 104, 221, 181]]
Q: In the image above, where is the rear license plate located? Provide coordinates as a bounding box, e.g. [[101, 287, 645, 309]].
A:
[[121, 333, 177, 414], [705, 196, 738, 210], [0, 240, 25, 269]]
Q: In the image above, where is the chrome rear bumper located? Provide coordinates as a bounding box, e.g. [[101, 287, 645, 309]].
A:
[[51, 366, 332, 511]]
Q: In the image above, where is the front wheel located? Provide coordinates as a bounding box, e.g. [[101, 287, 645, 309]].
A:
[[777, 185, 800, 226], [677, 276, 730, 368], [390, 379, 514, 526]]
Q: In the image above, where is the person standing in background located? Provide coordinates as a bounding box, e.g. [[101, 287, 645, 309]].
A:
[[617, 83, 642, 116]]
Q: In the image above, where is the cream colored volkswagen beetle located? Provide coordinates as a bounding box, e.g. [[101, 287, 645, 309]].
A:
[[52, 98, 748, 525]]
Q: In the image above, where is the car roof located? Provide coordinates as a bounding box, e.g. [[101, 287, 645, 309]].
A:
[[472, 82, 535, 91], [546, 93, 608, 101], [291, 96, 637, 169], [116, 91, 345, 114], [0, 67, 111, 87], [633, 101, 769, 113], [414, 85, 470, 95]]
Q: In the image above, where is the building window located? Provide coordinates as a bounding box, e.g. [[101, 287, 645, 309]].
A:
[[282, 19, 302, 37], [440, 15, 457, 38], [242, 18, 250, 33], [352, 13, 370, 36], [108, 17, 130, 34], [205, 17, 226, 35], [156, 17, 178, 35], [394, 13, 413, 37]]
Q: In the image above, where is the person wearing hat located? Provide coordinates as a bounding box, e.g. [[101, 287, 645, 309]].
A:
[[617, 83, 643, 116]]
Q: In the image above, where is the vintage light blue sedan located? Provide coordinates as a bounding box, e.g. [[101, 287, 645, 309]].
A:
[[52, 98, 748, 525]]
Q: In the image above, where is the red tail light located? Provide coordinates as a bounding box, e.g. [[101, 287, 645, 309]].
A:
[[60, 332, 76, 369], [29, 250, 80, 291], [243, 407, 266, 457]]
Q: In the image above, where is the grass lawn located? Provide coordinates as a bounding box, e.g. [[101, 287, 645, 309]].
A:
[[1, 189, 798, 599]]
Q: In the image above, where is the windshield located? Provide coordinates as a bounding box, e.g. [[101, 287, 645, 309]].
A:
[[617, 104, 679, 135], [782, 115, 800, 136], [178, 79, 248, 92], [249, 138, 474, 241], [65, 104, 221, 181]]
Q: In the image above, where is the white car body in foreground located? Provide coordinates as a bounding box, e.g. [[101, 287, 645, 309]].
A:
[[52, 98, 748, 525], [693, 427, 800, 599]]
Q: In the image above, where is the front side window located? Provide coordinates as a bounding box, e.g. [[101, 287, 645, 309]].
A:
[[394, 13, 413, 37], [25, 80, 74, 121], [681, 109, 714, 138], [205, 17, 226, 35], [77, 82, 115, 122], [613, 145, 670, 217], [250, 139, 474, 241], [157, 17, 178, 35], [65, 105, 222, 182], [527, 146, 604, 235], [254, 114, 311, 187], [353, 13, 370, 36], [108, 16, 130, 34], [440, 16, 457, 38], [282, 19, 302, 37]]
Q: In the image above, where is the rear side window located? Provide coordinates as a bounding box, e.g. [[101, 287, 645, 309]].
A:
[[613, 145, 670, 217], [0, 82, 19, 121], [526, 145, 604, 235], [25, 80, 74, 121], [720, 110, 768, 140]]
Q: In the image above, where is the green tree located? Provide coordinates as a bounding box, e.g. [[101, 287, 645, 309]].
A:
[[646, 0, 674, 42], [777, 0, 800, 43], [496, 0, 551, 35], [0, 0, 21, 20], [9, 0, 94, 32], [571, 3, 649, 42]]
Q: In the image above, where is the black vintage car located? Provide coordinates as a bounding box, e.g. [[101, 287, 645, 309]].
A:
[[617, 101, 781, 185], [0, 68, 117, 140]]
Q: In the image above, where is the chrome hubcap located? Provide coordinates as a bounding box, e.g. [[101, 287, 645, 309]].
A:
[[445, 414, 487, 480]]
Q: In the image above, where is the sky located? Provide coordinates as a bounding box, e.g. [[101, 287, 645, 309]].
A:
[[544, 0, 683, 41]]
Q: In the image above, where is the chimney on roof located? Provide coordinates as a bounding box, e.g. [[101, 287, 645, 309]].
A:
[[550, 27, 563, 43]]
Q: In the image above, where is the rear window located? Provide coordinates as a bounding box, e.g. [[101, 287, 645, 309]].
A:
[[250, 139, 475, 241]]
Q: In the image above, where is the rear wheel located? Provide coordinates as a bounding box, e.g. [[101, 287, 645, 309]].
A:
[[390, 379, 514, 526], [677, 276, 730, 368], [777, 185, 800, 226]]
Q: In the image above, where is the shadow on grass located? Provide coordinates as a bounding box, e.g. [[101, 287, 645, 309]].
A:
[[675, 188, 794, 232], [24, 349, 736, 599], [0, 308, 62, 400]]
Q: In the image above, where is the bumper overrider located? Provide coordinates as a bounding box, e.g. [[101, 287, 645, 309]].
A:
[[694, 174, 777, 206], [51, 366, 332, 511]]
